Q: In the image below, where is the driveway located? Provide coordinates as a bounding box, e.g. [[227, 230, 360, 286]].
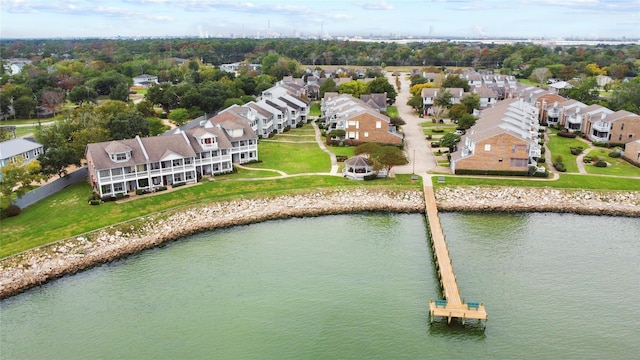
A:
[[386, 72, 446, 177]]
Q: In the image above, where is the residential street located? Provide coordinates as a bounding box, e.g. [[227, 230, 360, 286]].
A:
[[386, 72, 448, 177]]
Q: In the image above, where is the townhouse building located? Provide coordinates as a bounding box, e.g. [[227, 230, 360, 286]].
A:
[[0, 138, 44, 181], [86, 109, 258, 198], [451, 99, 542, 175]]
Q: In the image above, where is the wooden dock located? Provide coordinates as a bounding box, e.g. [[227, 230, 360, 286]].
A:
[[423, 185, 488, 325]]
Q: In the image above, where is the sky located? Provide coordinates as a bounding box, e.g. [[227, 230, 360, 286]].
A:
[[1, 0, 639, 39]]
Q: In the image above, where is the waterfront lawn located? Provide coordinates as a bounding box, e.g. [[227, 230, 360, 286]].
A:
[[0, 175, 419, 258], [546, 133, 587, 173], [583, 149, 640, 177], [248, 141, 330, 174], [433, 173, 640, 191]]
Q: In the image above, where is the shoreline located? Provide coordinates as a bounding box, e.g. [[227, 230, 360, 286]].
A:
[[1, 187, 639, 299]]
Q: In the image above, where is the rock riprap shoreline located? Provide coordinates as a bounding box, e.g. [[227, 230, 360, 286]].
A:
[[1, 187, 638, 299], [436, 187, 640, 216], [0, 189, 424, 299]]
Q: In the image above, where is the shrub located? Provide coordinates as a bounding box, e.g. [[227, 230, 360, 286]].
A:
[[538, 140, 544, 146], [557, 131, 577, 138], [536, 157, 545, 163], [4, 204, 21, 218], [594, 160, 608, 167], [431, 129, 444, 133], [540, 147, 546, 154], [115, 193, 125, 199], [583, 156, 592, 163], [283, 125, 291, 132], [156, 186, 168, 192], [89, 199, 101, 206], [554, 155, 563, 164], [172, 182, 186, 188], [363, 173, 378, 181], [296, 122, 304, 128], [608, 151, 621, 158], [425, 135, 432, 140], [553, 163, 566, 172], [592, 141, 607, 147], [570, 146, 583, 155], [336, 155, 348, 162], [135, 189, 146, 195]]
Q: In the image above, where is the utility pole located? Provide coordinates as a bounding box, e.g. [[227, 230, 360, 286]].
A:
[[413, 149, 416, 174]]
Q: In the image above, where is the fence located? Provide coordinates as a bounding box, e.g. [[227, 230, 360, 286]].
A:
[[15, 167, 88, 209]]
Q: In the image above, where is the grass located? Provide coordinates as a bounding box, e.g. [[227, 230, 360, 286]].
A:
[[432, 173, 640, 191], [246, 141, 331, 174], [309, 102, 321, 117], [386, 106, 399, 118], [420, 121, 457, 128], [329, 145, 356, 158], [546, 133, 588, 173], [0, 175, 420, 258], [584, 149, 640, 176]]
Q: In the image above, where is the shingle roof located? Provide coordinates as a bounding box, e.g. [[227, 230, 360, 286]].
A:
[[0, 138, 43, 160]]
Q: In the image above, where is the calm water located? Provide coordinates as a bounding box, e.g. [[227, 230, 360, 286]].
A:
[[1, 213, 638, 359]]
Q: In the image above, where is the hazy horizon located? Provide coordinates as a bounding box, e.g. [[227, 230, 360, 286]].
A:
[[1, 0, 639, 40]]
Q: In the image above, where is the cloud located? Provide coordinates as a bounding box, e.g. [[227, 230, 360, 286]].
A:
[[355, 1, 394, 10]]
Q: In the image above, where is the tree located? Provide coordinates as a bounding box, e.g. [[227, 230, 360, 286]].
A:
[[107, 112, 149, 140], [366, 77, 397, 103], [338, 80, 368, 98], [409, 82, 433, 96], [441, 75, 470, 92], [69, 86, 98, 104], [407, 94, 423, 113], [565, 77, 599, 104], [370, 146, 408, 175], [0, 159, 45, 200], [136, 99, 157, 117], [439, 132, 461, 150], [457, 114, 477, 130], [168, 108, 190, 126], [39, 147, 79, 178], [530, 67, 552, 84], [319, 77, 337, 97], [354, 142, 382, 156], [461, 93, 480, 114], [434, 89, 453, 108], [12, 95, 37, 118], [40, 90, 65, 115], [607, 77, 640, 113], [109, 82, 130, 102], [148, 117, 169, 136], [449, 104, 466, 121]]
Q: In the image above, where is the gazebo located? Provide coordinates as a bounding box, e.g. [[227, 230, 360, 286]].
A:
[[342, 155, 375, 180]]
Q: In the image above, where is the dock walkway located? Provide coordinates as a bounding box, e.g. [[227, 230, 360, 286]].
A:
[[423, 183, 488, 325]]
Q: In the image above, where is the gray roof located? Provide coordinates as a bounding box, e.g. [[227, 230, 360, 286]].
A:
[[0, 138, 43, 160]]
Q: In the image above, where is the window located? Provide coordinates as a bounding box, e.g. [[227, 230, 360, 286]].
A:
[[111, 168, 122, 176], [99, 170, 110, 178], [113, 183, 124, 192], [498, 158, 503, 162], [184, 158, 192, 165], [364, 132, 369, 138], [101, 185, 111, 194], [172, 159, 181, 167], [150, 162, 161, 170], [509, 158, 527, 167], [376, 121, 382, 129], [621, 123, 624, 130], [174, 173, 183, 182], [484, 144, 491, 151]]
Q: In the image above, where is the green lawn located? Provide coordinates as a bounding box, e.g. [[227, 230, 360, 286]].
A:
[[386, 106, 399, 118], [546, 133, 588, 173], [584, 148, 640, 176], [248, 141, 331, 174], [433, 173, 640, 191], [328, 145, 356, 158], [420, 121, 457, 128], [309, 102, 321, 117], [0, 175, 420, 258]]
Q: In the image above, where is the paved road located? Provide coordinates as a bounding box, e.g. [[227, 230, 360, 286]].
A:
[[386, 72, 444, 178]]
